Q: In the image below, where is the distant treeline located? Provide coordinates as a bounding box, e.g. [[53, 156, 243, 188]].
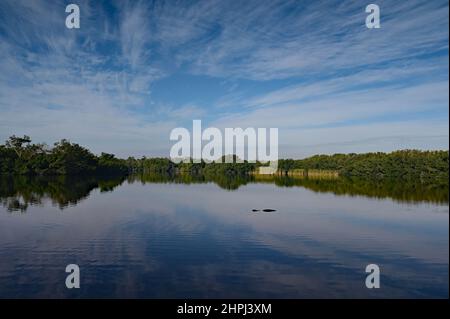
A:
[[278, 151, 449, 184], [0, 135, 128, 176], [128, 155, 256, 176], [0, 136, 448, 184]]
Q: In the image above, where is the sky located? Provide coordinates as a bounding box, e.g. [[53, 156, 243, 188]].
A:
[[0, 0, 448, 158]]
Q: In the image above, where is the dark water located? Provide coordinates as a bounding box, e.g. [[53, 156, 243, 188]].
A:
[[0, 175, 448, 298]]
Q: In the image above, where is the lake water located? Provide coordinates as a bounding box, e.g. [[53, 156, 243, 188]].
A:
[[0, 175, 448, 298]]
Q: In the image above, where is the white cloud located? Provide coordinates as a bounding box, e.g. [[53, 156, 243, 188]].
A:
[[0, 0, 448, 158]]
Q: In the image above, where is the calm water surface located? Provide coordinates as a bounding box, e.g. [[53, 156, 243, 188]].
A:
[[0, 175, 448, 298]]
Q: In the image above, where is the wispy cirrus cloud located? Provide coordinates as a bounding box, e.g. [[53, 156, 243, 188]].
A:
[[0, 0, 172, 156], [163, 0, 448, 80], [0, 0, 448, 157]]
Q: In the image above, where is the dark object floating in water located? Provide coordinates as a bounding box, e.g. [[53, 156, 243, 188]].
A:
[[252, 209, 260, 212], [251, 209, 277, 213]]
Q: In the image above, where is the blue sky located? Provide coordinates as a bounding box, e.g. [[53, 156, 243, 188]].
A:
[[0, 0, 448, 158]]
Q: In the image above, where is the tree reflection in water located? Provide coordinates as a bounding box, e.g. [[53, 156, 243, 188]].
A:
[[1, 173, 448, 212], [0, 175, 126, 212]]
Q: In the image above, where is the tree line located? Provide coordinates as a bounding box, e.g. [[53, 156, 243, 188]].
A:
[[278, 150, 449, 183], [0, 135, 448, 184], [0, 135, 128, 175]]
